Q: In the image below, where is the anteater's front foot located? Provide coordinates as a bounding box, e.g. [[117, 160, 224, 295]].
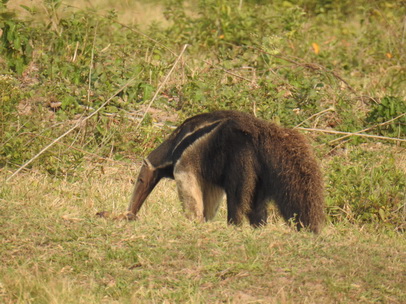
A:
[[95, 211, 137, 221], [125, 211, 137, 221]]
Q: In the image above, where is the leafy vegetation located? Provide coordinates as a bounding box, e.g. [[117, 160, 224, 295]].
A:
[[0, 0, 405, 301]]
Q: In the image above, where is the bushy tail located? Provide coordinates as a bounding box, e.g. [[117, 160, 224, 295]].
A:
[[271, 129, 325, 233], [277, 163, 325, 233]]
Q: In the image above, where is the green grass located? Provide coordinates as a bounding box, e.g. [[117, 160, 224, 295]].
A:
[[1, 166, 405, 303]]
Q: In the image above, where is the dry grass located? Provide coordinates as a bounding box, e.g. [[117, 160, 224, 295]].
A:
[[9, 0, 171, 28], [1, 164, 405, 303]]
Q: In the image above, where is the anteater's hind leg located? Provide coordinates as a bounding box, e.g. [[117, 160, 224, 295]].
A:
[[247, 202, 268, 228], [224, 161, 257, 226], [247, 186, 269, 228]]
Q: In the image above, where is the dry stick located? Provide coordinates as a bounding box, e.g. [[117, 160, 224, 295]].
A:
[[18, 133, 132, 165], [5, 75, 140, 182], [328, 113, 406, 144], [203, 60, 253, 83], [297, 127, 406, 143], [87, 24, 98, 106], [135, 44, 189, 130], [294, 107, 335, 128]]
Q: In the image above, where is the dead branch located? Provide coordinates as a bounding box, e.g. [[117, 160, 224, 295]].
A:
[[297, 127, 406, 143]]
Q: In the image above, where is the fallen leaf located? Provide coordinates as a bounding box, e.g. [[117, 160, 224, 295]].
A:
[[312, 42, 320, 54]]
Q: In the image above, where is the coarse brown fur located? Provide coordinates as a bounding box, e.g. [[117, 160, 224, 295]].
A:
[[127, 110, 325, 233]]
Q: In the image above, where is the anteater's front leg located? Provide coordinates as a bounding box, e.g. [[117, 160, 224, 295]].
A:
[[173, 162, 205, 222]]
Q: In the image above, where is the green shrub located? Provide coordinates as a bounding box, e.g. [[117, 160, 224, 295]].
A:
[[327, 149, 405, 230], [0, 1, 33, 74], [0, 76, 25, 167], [366, 96, 406, 137]]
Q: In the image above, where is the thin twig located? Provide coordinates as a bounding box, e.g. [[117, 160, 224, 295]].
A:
[[19, 133, 131, 165], [88, 23, 98, 107], [203, 60, 254, 83], [294, 107, 335, 128], [6, 74, 141, 182], [328, 113, 406, 144], [135, 44, 189, 130], [297, 127, 406, 143]]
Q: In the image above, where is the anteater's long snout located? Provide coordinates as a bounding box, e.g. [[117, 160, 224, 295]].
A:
[[127, 164, 161, 218]]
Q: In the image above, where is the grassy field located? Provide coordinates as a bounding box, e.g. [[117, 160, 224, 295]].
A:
[[1, 0, 405, 302], [1, 166, 405, 303]]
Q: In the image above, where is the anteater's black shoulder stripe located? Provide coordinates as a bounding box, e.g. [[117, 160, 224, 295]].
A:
[[171, 120, 225, 162]]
